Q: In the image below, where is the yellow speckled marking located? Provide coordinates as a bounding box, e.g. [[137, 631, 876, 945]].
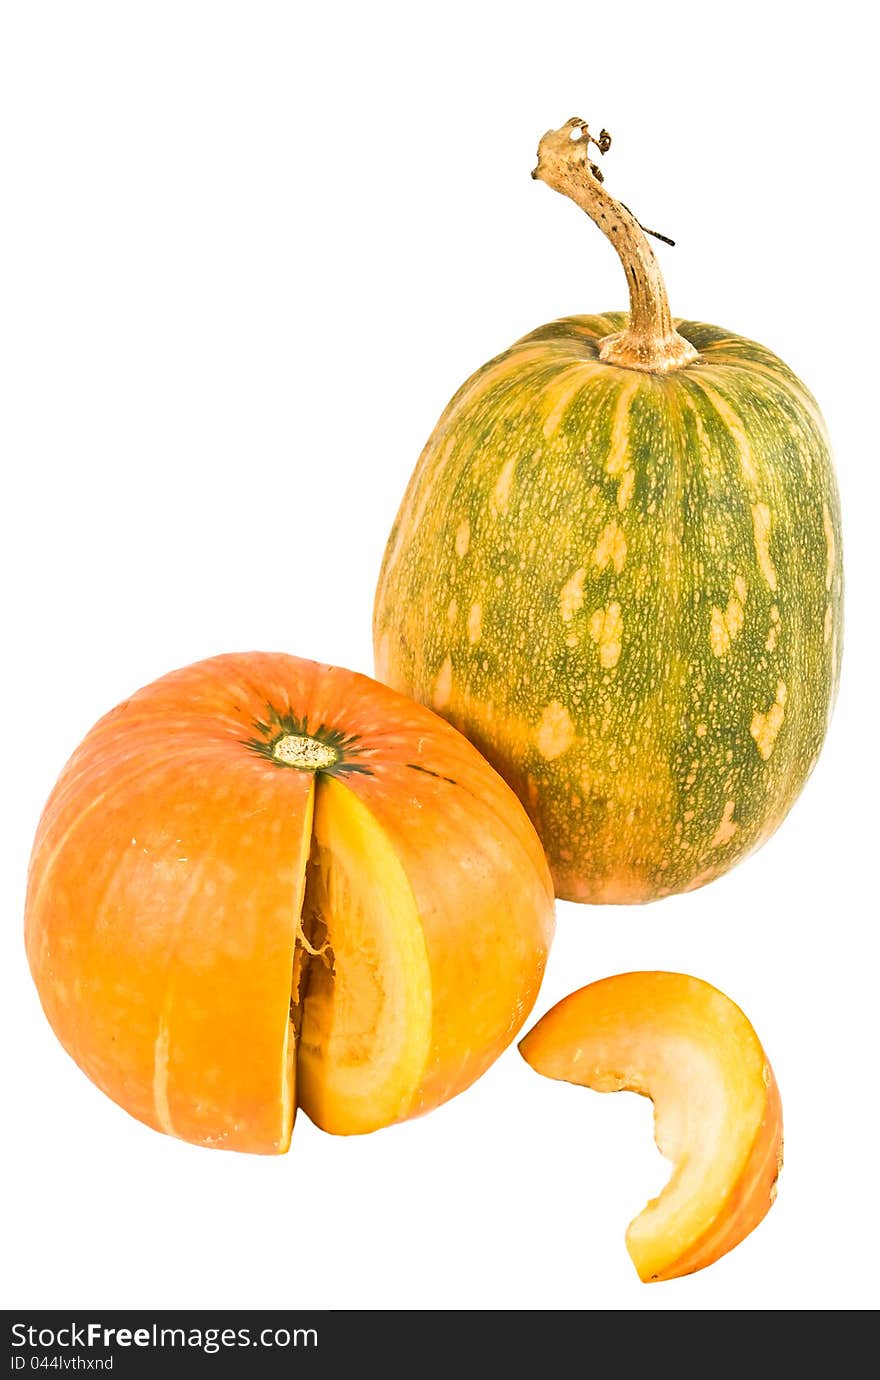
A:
[[822, 503, 836, 591], [765, 604, 781, 653], [710, 800, 738, 849], [684, 865, 720, 893], [683, 396, 720, 478], [447, 597, 458, 625], [751, 503, 778, 591], [542, 366, 595, 438], [536, 700, 575, 760], [616, 468, 636, 512], [593, 520, 627, 574], [695, 723, 707, 738], [433, 655, 453, 710], [559, 567, 587, 623], [455, 518, 470, 560], [699, 383, 760, 490], [751, 681, 788, 760], [710, 608, 729, 657], [605, 376, 639, 475], [467, 602, 483, 646], [589, 602, 623, 670], [823, 605, 832, 644], [603, 377, 639, 511], [710, 581, 746, 657], [491, 458, 517, 515]]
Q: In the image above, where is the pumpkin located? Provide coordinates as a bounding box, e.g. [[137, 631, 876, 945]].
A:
[[519, 971, 783, 1282], [25, 652, 554, 1152], [374, 118, 843, 903]]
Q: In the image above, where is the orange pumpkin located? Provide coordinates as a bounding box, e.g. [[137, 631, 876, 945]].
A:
[[25, 652, 554, 1152]]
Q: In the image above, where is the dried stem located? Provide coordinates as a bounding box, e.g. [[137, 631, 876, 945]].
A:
[[533, 118, 698, 373]]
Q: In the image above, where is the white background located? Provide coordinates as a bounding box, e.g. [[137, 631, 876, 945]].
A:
[[1, 1, 876, 1312]]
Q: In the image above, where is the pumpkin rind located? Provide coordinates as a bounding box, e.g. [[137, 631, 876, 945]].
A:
[[374, 314, 843, 903]]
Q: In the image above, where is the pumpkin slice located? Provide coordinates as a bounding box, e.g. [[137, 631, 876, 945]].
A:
[[295, 776, 432, 1135], [519, 972, 783, 1282]]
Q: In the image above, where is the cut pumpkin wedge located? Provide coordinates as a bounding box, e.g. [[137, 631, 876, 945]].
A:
[[295, 776, 432, 1135], [519, 972, 783, 1282]]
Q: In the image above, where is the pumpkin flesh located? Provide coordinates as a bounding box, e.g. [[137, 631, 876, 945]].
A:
[[296, 777, 432, 1136], [519, 971, 784, 1281]]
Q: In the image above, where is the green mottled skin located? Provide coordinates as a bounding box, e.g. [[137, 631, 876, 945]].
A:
[[374, 314, 843, 903]]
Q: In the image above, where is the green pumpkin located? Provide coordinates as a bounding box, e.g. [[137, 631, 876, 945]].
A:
[[374, 119, 843, 903]]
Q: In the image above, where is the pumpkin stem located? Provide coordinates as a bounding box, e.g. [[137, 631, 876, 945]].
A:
[[533, 118, 698, 374]]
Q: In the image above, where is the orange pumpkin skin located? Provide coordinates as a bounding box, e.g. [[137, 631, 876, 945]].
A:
[[25, 652, 554, 1153]]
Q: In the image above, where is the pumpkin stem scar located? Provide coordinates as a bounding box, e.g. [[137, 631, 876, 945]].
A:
[[273, 734, 339, 771], [243, 709, 374, 777], [532, 118, 698, 375]]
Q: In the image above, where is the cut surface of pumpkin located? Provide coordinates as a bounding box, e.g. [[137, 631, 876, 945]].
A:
[[519, 972, 782, 1282], [295, 776, 432, 1135]]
